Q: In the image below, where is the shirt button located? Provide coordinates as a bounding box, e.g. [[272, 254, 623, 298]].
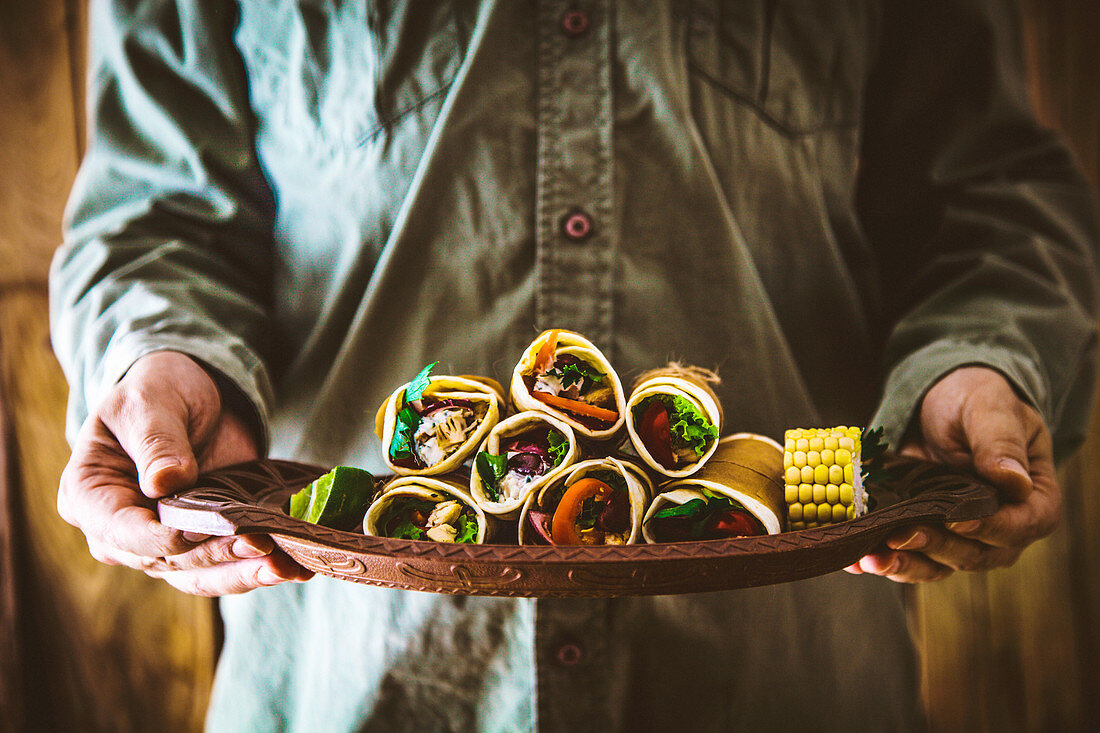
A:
[[561, 210, 594, 241], [556, 642, 584, 666], [560, 9, 589, 38]]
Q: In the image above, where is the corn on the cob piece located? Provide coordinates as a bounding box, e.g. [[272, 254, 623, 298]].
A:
[[782, 426, 869, 530]]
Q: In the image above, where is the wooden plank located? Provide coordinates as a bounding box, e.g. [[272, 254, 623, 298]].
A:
[[0, 1, 219, 732], [915, 3, 1100, 731]]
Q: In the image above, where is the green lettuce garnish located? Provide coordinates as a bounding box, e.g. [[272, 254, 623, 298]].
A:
[[549, 361, 603, 389], [548, 430, 568, 466], [455, 513, 480, 543], [475, 451, 508, 501], [387, 362, 438, 461], [633, 394, 718, 458], [405, 361, 438, 402], [652, 493, 745, 540]]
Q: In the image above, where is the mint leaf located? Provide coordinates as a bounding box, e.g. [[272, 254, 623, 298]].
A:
[[547, 430, 568, 466], [405, 362, 438, 403], [388, 405, 422, 461], [475, 451, 508, 501]]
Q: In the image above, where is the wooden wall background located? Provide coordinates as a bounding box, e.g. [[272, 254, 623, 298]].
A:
[[0, 2, 1096, 732]]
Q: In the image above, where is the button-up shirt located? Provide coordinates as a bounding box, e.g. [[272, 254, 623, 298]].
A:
[[50, 1, 1098, 731]]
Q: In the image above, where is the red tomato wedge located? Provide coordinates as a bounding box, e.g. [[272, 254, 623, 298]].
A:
[[552, 477, 613, 544], [638, 400, 676, 468], [708, 510, 763, 538], [532, 391, 618, 424], [534, 330, 559, 373]]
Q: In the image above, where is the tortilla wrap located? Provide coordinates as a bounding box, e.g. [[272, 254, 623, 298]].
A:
[[364, 475, 492, 544], [510, 330, 627, 443], [469, 411, 581, 519], [375, 373, 505, 476], [625, 364, 724, 478], [642, 433, 786, 540], [517, 456, 653, 545]]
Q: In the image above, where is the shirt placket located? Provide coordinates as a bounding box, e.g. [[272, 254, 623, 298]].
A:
[[535, 0, 615, 350], [534, 1, 615, 730]]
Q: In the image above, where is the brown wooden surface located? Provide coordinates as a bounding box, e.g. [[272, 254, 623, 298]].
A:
[[0, 2, 218, 732], [0, 1, 1097, 732]]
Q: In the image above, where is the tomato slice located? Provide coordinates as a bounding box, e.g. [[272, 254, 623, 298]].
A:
[[639, 400, 676, 468], [707, 510, 763, 538], [551, 477, 613, 544]]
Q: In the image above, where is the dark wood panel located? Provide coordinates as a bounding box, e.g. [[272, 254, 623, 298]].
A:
[[0, 1, 219, 732]]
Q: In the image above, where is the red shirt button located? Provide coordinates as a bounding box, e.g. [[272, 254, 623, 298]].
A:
[[561, 9, 589, 38], [561, 211, 594, 241], [556, 642, 584, 666]]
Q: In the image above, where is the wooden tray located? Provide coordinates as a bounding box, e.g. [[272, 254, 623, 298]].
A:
[[157, 455, 998, 597]]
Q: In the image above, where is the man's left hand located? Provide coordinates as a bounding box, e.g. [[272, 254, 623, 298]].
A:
[[846, 366, 1062, 583]]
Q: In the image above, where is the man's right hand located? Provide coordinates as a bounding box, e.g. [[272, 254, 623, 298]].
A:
[[57, 350, 313, 596]]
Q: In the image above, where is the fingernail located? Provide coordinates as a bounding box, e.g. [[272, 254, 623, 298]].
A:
[[258, 566, 286, 585], [890, 530, 927, 551], [948, 520, 981, 533], [233, 538, 270, 559], [182, 532, 210, 543], [998, 457, 1029, 478], [883, 557, 901, 575], [147, 457, 183, 479]]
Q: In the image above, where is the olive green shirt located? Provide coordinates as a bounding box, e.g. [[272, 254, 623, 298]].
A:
[[51, 1, 1098, 731]]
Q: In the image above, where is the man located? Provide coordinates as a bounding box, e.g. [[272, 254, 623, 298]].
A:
[[51, 1, 1097, 730]]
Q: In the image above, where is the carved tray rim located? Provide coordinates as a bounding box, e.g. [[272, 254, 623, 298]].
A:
[[157, 456, 998, 597]]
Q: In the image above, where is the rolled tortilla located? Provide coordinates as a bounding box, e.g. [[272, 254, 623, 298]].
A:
[[642, 433, 786, 541], [625, 364, 724, 478], [470, 411, 581, 519], [510, 330, 627, 443], [364, 475, 491, 544], [518, 456, 653, 546], [376, 370, 505, 476]]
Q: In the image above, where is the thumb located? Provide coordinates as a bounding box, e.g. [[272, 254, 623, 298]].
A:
[[126, 410, 201, 498], [964, 408, 1033, 503]]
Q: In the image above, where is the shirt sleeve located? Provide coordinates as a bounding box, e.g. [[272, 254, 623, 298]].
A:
[[858, 0, 1100, 461], [48, 0, 276, 446]]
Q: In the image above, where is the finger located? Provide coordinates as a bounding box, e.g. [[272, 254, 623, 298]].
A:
[[148, 553, 314, 597], [855, 549, 954, 583], [156, 534, 275, 572], [102, 388, 200, 498], [960, 398, 1035, 503], [887, 524, 1021, 572], [59, 441, 204, 559]]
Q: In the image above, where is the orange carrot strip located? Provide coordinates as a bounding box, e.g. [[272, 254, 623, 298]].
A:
[[532, 391, 618, 423], [534, 330, 559, 373]]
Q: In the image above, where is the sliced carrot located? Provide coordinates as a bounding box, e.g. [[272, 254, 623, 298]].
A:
[[533, 330, 559, 373], [552, 477, 613, 544], [532, 390, 618, 424]]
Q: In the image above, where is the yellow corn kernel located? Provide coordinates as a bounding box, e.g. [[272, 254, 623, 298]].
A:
[[828, 463, 844, 485], [826, 483, 840, 504], [785, 484, 799, 503], [786, 466, 801, 485], [788, 503, 803, 522], [798, 483, 813, 504], [832, 504, 848, 523], [813, 464, 829, 485]]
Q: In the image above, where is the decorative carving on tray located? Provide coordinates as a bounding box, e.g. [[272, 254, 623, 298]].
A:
[[157, 454, 998, 597]]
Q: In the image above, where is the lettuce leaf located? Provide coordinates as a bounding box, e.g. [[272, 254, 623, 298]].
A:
[[665, 395, 719, 457], [455, 513, 480, 544]]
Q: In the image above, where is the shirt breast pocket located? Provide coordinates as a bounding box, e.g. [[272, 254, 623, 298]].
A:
[[686, 0, 870, 136]]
